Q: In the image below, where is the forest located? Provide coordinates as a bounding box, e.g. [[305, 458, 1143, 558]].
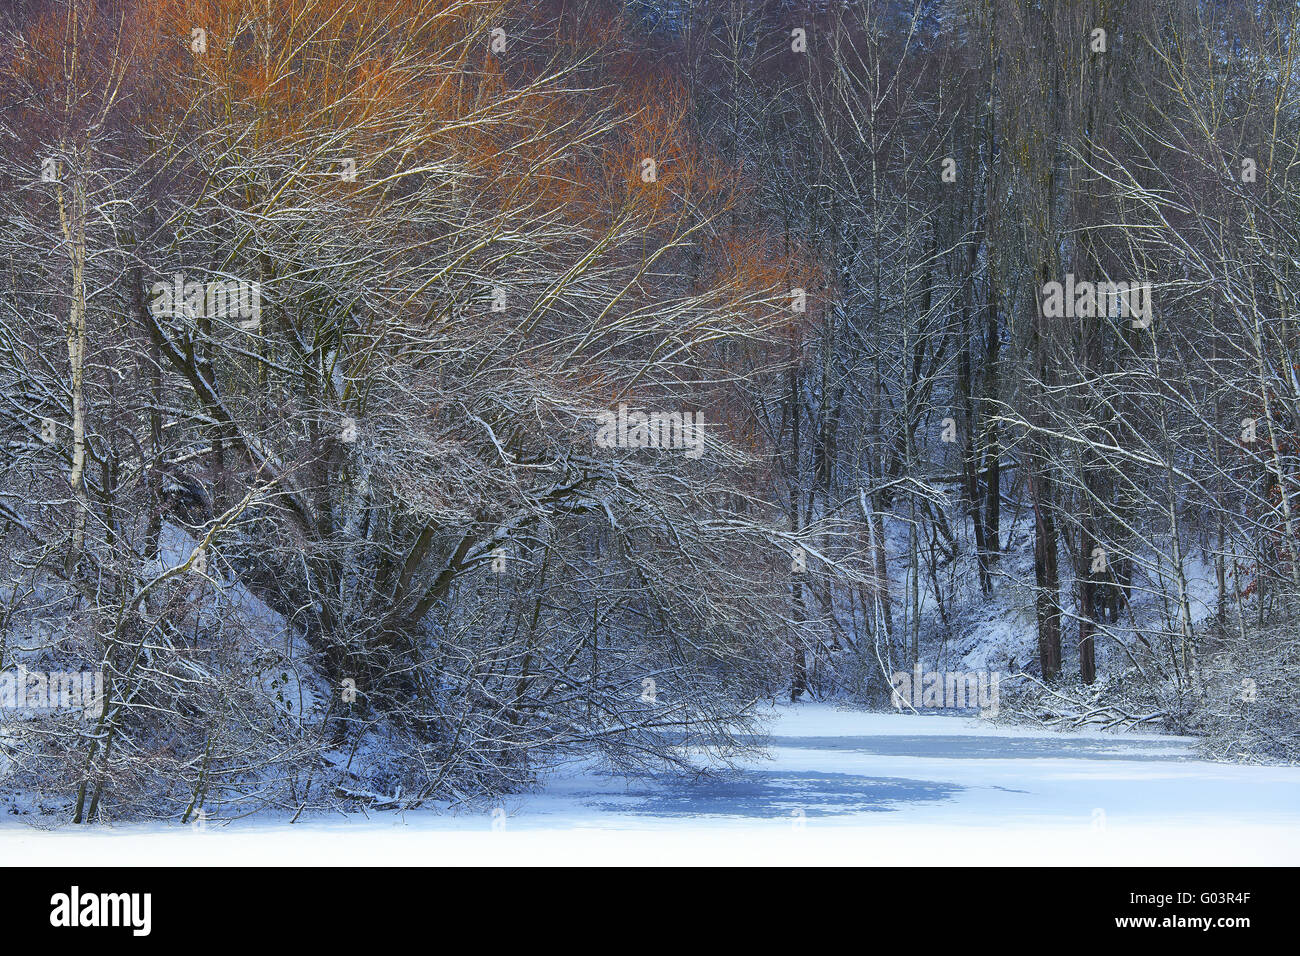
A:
[[1, 0, 1297, 824]]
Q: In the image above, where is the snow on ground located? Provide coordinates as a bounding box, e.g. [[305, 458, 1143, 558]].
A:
[[3, 703, 1297, 865]]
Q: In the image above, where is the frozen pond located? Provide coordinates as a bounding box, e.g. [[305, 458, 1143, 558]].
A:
[[3, 704, 1298, 864]]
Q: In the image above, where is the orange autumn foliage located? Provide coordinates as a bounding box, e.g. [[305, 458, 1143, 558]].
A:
[[3, 0, 817, 432]]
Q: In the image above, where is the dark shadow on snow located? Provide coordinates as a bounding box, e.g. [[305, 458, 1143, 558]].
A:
[[747, 734, 1192, 761], [576, 770, 963, 818]]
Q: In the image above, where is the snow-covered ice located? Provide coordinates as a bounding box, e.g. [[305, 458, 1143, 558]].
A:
[[3, 703, 1297, 865]]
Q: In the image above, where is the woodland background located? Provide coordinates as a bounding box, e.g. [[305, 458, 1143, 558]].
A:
[[1, 0, 1297, 822]]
